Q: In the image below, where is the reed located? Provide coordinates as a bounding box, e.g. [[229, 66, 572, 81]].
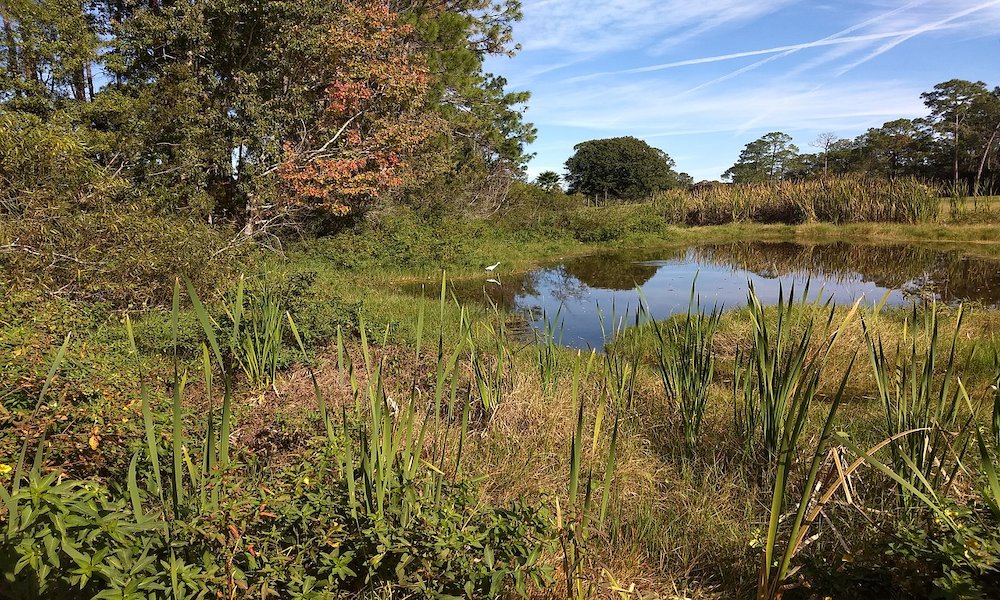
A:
[[536, 307, 564, 397], [751, 289, 863, 599], [673, 176, 940, 225], [468, 302, 514, 416], [734, 284, 857, 464], [646, 282, 721, 459], [225, 276, 285, 389], [559, 350, 619, 600], [598, 302, 641, 421], [862, 303, 973, 504]]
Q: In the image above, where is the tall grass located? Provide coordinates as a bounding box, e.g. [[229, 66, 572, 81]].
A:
[[536, 307, 564, 397], [657, 176, 940, 225], [863, 303, 973, 503], [735, 285, 861, 598], [10, 269, 1000, 598], [224, 276, 285, 389], [599, 303, 640, 421], [468, 302, 514, 416], [645, 282, 721, 459], [559, 350, 619, 600], [734, 284, 858, 464]]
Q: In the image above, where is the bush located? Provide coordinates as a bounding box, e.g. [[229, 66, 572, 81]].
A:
[[884, 504, 1000, 599], [1, 208, 248, 308], [567, 204, 666, 242], [0, 112, 122, 216]]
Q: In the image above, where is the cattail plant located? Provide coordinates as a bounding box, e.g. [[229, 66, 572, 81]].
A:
[[468, 300, 514, 416], [734, 283, 852, 464], [598, 302, 641, 421], [645, 281, 721, 460], [536, 307, 564, 397], [753, 290, 861, 599], [558, 350, 619, 600], [862, 303, 973, 504]]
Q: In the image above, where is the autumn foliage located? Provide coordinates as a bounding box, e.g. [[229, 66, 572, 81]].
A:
[[277, 3, 445, 216]]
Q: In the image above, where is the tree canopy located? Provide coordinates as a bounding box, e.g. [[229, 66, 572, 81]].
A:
[[723, 132, 801, 183], [534, 170, 562, 192], [564, 136, 684, 201], [0, 0, 534, 230]]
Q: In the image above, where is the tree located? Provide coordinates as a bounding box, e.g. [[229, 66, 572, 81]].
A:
[[564, 136, 684, 201], [0, 0, 535, 230], [397, 0, 536, 212], [922, 79, 992, 188], [811, 132, 839, 178], [276, 3, 445, 220], [857, 119, 934, 179], [723, 132, 800, 183], [970, 87, 1000, 195], [534, 171, 561, 192], [825, 138, 863, 176], [0, 0, 101, 104]]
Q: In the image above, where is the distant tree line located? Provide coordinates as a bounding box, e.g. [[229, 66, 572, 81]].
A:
[[723, 79, 1000, 194]]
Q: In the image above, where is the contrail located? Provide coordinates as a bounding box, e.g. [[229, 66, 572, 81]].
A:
[[836, 0, 1000, 75], [679, 0, 929, 95], [564, 27, 935, 84]]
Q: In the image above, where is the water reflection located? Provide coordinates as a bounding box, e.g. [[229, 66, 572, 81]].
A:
[[404, 242, 1000, 349]]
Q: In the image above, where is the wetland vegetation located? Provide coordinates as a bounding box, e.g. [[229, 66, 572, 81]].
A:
[[3, 1, 1000, 598]]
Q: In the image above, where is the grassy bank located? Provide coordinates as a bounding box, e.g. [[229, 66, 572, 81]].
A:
[[4, 276, 1000, 598], [4, 205, 1000, 598]]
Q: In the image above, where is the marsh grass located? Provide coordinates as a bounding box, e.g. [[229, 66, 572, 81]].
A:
[[733, 283, 857, 465], [224, 276, 285, 389], [656, 176, 940, 226], [863, 303, 975, 505], [560, 350, 620, 600], [599, 303, 641, 422], [536, 307, 565, 397], [468, 302, 516, 417], [7, 263, 1000, 598], [644, 282, 721, 460]]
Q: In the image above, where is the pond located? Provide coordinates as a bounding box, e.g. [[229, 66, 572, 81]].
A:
[[406, 241, 1000, 350]]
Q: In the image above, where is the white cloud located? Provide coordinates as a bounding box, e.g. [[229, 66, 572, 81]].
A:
[[528, 79, 927, 134], [499, 0, 1000, 180], [513, 0, 797, 55], [564, 28, 947, 85]]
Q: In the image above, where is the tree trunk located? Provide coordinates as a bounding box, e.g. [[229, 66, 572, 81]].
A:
[[953, 113, 961, 188], [22, 46, 36, 87], [86, 62, 95, 99], [72, 66, 87, 101], [974, 122, 1000, 196]]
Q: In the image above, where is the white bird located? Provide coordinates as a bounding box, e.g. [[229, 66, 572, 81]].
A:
[[486, 278, 501, 286], [485, 261, 500, 272]]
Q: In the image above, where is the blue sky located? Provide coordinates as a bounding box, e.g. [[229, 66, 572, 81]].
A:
[[483, 0, 1000, 181]]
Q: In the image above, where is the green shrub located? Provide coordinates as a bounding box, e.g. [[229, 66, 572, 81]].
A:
[[0, 209, 248, 308], [246, 447, 552, 597], [883, 504, 1000, 599], [274, 271, 361, 349], [0, 471, 217, 599], [567, 204, 666, 242]]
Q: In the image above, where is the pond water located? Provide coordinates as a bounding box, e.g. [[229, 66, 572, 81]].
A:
[[406, 241, 1000, 350]]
